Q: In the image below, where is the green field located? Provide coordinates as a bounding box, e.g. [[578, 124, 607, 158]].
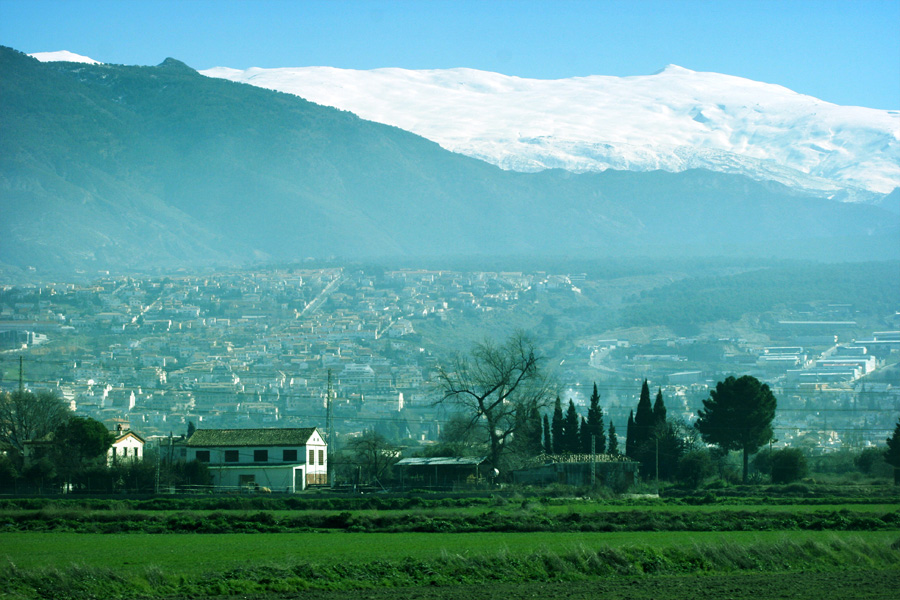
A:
[[2, 530, 898, 576], [2, 495, 899, 599]]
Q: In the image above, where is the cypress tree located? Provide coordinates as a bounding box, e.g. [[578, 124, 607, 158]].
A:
[[528, 403, 543, 455], [564, 399, 580, 454], [885, 418, 900, 485], [551, 397, 564, 454], [653, 388, 667, 427], [580, 415, 590, 454], [625, 410, 636, 458], [607, 421, 618, 455], [584, 382, 605, 454], [634, 379, 654, 448], [514, 402, 543, 457], [543, 414, 553, 454]]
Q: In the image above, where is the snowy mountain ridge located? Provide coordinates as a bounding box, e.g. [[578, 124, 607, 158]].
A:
[[30, 51, 899, 201], [200, 63, 899, 201], [30, 50, 99, 64]]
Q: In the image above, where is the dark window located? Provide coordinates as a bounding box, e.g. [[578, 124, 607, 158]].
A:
[[225, 450, 239, 462], [309, 449, 315, 464], [319, 449, 325, 465], [254, 449, 268, 462], [195, 450, 210, 463], [283, 449, 297, 462]]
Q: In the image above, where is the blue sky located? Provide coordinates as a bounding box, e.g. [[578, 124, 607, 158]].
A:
[[2, 0, 898, 109]]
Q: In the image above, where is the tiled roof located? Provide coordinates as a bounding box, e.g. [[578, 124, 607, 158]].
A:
[[113, 431, 145, 443], [186, 428, 319, 447]]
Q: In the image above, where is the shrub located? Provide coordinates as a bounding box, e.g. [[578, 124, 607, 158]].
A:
[[677, 450, 714, 489], [855, 447, 892, 478], [770, 449, 808, 484]]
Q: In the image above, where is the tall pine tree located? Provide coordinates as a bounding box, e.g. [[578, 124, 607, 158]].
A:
[[634, 380, 654, 449], [582, 382, 606, 454], [653, 388, 667, 427], [551, 397, 564, 454], [563, 399, 580, 454], [607, 421, 618, 455], [529, 403, 543, 455], [543, 414, 553, 454], [579, 416, 589, 453], [513, 401, 543, 457], [625, 410, 636, 458]]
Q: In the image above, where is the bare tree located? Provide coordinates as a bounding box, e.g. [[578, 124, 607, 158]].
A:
[[425, 413, 484, 457], [435, 332, 554, 474], [0, 390, 70, 454], [346, 430, 400, 486]]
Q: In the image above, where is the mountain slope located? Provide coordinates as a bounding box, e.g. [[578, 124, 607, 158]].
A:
[[2, 46, 898, 275], [202, 64, 900, 201]]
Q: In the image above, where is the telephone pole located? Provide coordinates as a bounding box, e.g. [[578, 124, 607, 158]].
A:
[[655, 438, 660, 496], [326, 369, 335, 487]]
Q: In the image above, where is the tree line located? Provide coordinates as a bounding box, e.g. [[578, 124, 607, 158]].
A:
[[0, 389, 209, 494], [435, 333, 900, 489]]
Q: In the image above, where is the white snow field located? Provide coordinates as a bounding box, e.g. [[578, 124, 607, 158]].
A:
[[201, 63, 899, 200]]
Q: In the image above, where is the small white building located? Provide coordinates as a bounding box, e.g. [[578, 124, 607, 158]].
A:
[[108, 427, 145, 465], [185, 427, 327, 492]]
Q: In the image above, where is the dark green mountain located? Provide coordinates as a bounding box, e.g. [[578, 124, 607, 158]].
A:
[[1, 46, 897, 275]]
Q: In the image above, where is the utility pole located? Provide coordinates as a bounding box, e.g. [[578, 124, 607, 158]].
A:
[[326, 369, 335, 487], [655, 438, 659, 496], [18, 356, 24, 393]]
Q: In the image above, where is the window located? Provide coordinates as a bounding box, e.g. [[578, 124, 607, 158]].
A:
[[254, 449, 268, 462], [318, 449, 325, 465], [283, 449, 297, 462], [309, 449, 315, 464], [225, 450, 239, 462], [195, 450, 210, 463]]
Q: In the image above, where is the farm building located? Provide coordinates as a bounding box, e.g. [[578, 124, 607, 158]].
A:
[[185, 427, 327, 492], [395, 456, 491, 490], [107, 425, 145, 465], [511, 454, 640, 488]]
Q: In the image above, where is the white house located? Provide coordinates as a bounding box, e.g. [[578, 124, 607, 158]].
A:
[[107, 427, 145, 465], [185, 427, 327, 492]]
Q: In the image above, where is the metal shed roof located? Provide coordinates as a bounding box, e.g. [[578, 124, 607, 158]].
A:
[[395, 456, 487, 467]]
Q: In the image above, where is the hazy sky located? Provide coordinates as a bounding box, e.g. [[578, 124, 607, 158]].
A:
[[2, 0, 898, 109]]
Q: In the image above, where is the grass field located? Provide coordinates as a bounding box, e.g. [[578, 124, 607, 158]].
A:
[[2, 494, 899, 599], [3, 531, 899, 599], [4, 530, 898, 576]]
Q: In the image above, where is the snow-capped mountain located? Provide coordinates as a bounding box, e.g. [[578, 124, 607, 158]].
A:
[[200, 63, 899, 202], [7, 46, 897, 273], [26, 51, 900, 202], [30, 50, 99, 64]]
